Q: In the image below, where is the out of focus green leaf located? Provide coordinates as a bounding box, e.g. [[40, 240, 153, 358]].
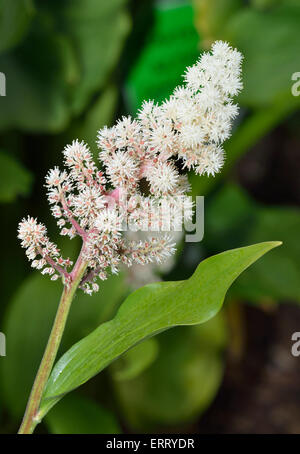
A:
[[1, 272, 126, 418], [113, 314, 227, 430], [67, 84, 119, 152], [224, 3, 300, 107], [234, 208, 300, 303], [194, 0, 241, 47], [45, 394, 121, 434], [195, 1, 300, 107], [206, 184, 300, 303], [0, 0, 130, 132], [39, 242, 280, 418], [205, 184, 257, 253], [0, 151, 32, 202], [112, 338, 159, 382], [63, 273, 127, 350], [0, 0, 35, 53], [0, 31, 73, 132], [1, 276, 61, 418], [191, 96, 298, 197], [42, 0, 130, 115], [251, 0, 284, 10]]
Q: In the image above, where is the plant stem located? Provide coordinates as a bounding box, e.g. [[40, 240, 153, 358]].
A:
[[18, 259, 88, 434]]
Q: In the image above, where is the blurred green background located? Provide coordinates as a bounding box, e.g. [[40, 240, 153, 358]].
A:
[[0, 0, 300, 434]]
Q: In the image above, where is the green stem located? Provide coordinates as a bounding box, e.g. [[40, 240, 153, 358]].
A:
[[18, 259, 88, 434]]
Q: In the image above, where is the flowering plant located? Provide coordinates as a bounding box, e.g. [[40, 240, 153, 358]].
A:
[[17, 42, 280, 434]]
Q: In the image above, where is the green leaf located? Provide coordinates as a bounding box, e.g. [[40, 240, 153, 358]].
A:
[[112, 338, 159, 382], [1, 275, 61, 418], [46, 0, 130, 115], [0, 0, 35, 53], [224, 3, 300, 107], [0, 151, 32, 203], [0, 31, 73, 132], [0, 0, 130, 132], [194, 0, 241, 46], [45, 394, 121, 434], [205, 184, 257, 253], [234, 208, 300, 303], [1, 272, 126, 418], [66, 84, 119, 154], [40, 242, 280, 417], [195, 1, 300, 107], [251, 0, 284, 10], [206, 184, 300, 303], [112, 314, 227, 430]]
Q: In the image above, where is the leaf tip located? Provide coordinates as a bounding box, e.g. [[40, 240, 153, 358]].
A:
[[268, 240, 283, 248]]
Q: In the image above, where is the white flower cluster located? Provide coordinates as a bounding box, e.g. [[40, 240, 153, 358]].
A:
[[17, 216, 73, 282], [98, 41, 242, 180], [18, 137, 181, 294], [18, 41, 243, 295]]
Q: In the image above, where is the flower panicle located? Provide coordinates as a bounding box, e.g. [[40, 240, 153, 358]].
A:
[[18, 41, 243, 294]]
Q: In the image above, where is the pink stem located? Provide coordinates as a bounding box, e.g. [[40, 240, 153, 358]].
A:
[[38, 247, 69, 280], [60, 193, 87, 239], [70, 241, 87, 282]]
